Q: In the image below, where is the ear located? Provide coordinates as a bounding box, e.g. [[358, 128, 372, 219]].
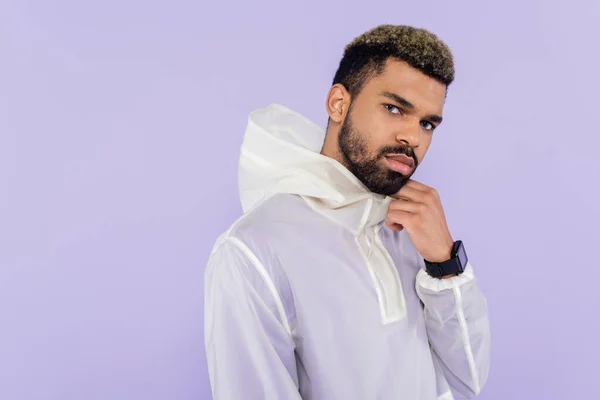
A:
[[325, 84, 351, 124]]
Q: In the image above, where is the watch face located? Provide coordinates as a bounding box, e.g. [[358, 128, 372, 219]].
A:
[[456, 241, 468, 267]]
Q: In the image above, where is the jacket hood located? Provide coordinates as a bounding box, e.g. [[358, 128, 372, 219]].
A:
[[237, 103, 391, 234]]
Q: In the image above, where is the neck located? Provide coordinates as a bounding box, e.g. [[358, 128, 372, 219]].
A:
[[320, 129, 347, 168]]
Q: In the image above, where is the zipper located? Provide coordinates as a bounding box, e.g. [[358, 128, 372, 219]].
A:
[[355, 233, 387, 322], [356, 197, 406, 324], [373, 224, 407, 323]]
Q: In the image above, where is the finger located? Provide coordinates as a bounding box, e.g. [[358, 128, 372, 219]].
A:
[[389, 199, 423, 214], [385, 209, 414, 230], [404, 179, 431, 192], [405, 179, 439, 199], [392, 184, 427, 202], [403, 180, 440, 204]]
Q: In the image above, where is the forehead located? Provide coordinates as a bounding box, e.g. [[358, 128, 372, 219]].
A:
[[361, 59, 447, 113]]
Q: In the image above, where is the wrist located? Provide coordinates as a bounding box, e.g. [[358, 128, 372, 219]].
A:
[[426, 239, 454, 263], [441, 273, 457, 279], [423, 239, 468, 279]]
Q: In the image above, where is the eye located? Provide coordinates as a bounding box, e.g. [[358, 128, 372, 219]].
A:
[[421, 121, 435, 131], [384, 104, 402, 115]]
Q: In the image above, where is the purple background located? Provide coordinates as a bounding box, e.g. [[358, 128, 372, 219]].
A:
[[1, 0, 599, 399]]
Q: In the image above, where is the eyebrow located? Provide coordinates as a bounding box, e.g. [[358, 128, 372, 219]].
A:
[[380, 91, 443, 124]]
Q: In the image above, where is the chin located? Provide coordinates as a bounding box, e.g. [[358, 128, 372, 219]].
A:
[[367, 180, 404, 197], [384, 178, 408, 196]]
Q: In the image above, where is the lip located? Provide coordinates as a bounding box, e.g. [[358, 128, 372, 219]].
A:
[[385, 154, 414, 175], [386, 153, 414, 167]]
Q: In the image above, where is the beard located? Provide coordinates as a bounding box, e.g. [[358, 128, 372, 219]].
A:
[[338, 109, 419, 197]]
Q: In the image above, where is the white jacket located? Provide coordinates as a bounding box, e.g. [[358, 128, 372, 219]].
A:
[[204, 104, 491, 399]]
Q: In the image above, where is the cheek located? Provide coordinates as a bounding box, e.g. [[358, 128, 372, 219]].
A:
[[349, 121, 380, 156], [363, 118, 392, 151], [415, 143, 431, 163]]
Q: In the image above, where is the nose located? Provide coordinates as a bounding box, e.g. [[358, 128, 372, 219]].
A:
[[394, 121, 421, 148]]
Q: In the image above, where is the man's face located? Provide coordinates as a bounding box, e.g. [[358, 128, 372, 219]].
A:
[[337, 59, 447, 196]]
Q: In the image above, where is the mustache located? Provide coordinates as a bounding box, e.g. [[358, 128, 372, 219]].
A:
[[378, 145, 419, 166]]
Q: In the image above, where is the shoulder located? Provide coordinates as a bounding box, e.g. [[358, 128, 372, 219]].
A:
[[234, 193, 313, 237], [210, 193, 308, 253], [205, 194, 303, 328]]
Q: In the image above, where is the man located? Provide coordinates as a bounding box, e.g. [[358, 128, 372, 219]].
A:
[[204, 24, 490, 400]]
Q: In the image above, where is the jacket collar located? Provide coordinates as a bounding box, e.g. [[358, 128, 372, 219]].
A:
[[238, 103, 391, 234]]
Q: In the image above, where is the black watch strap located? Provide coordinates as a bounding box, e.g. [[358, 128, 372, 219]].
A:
[[424, 240, 468, 278]]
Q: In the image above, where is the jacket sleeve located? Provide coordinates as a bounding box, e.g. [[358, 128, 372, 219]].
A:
[[204, 236, 301, 400], [415, 262, 491, 399]]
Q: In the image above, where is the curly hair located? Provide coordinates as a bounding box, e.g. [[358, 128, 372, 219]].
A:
[[332, 24, 455, 97]]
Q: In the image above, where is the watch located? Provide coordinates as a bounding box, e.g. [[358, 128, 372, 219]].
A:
[[424, 240, 468, 278]]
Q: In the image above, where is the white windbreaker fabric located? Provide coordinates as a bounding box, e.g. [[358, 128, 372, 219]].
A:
[[204, 104, 491, 399]]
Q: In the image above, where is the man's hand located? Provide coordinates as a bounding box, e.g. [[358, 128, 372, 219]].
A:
[[386, 179, 454, 264]]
